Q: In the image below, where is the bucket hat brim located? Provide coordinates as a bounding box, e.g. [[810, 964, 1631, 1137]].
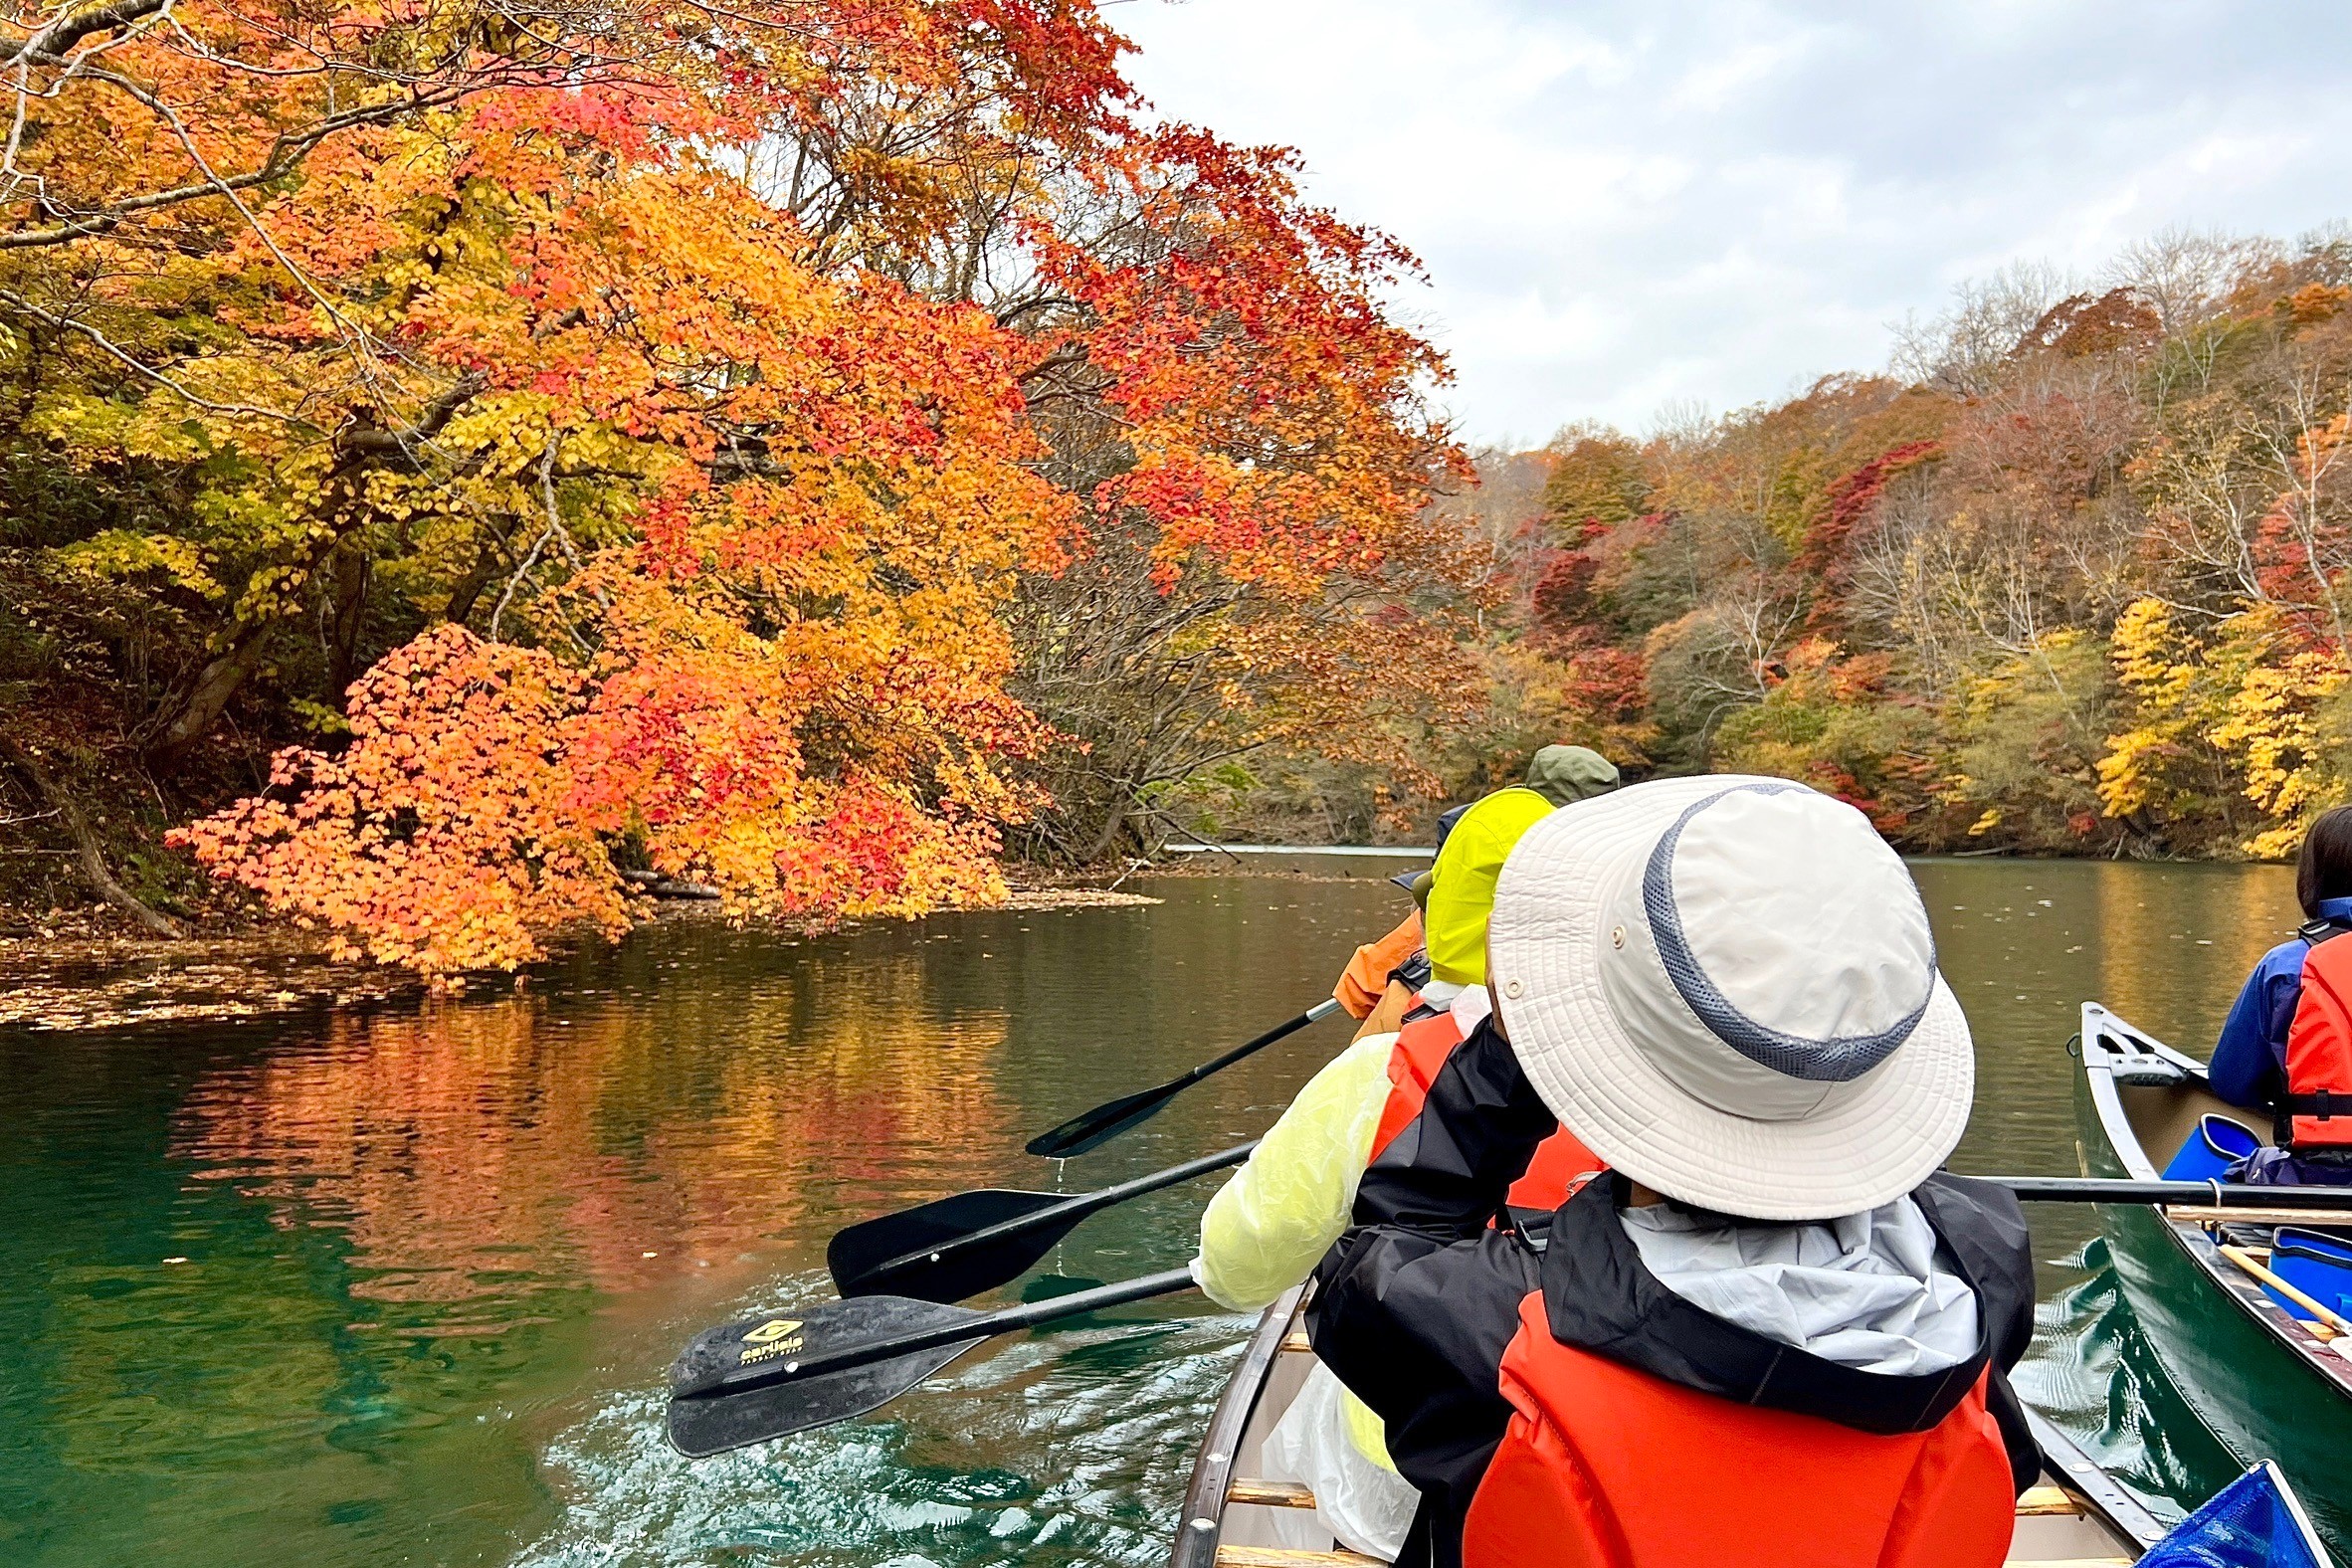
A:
[[1488, 775, 1973, 1222]]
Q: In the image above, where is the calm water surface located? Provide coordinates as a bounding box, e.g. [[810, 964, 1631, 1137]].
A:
[[0, 862, 2308, 1566]]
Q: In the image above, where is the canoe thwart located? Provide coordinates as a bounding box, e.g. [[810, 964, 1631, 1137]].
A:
[[1226, 1478, 1316, 1509], [2014, 1485, 2085, 1516], [1214, 1548, 1386, 1568]]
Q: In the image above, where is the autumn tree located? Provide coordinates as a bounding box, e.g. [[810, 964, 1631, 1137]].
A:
[[999, 132, 1474, 858], [0, 0, 1471, 965]]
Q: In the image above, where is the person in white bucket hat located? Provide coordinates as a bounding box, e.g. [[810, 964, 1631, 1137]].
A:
[[1305, 777, 2039, 1568]]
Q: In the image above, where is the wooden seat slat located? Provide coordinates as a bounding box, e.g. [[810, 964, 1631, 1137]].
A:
[[1214, 1547, 1384, 1568], [2166, 1204, 2352, 1229], [1226, 1478, 1315, 1508]]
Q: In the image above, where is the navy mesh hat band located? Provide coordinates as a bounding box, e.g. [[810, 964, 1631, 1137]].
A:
[[1641, 784, 1933, 1084]]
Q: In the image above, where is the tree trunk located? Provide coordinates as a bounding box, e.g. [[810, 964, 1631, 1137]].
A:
[[324, 543, 371, 708], [441, 536, 505, 628], [143, 622, 273, 772], [1082, 799, 1131, 863], [0, 738, 182, 937], [144, 370, 490, 769]]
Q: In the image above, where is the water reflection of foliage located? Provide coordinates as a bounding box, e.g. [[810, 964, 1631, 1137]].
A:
[[2092, 863, 2288, 1038], [171, 969, 1017, 1305]]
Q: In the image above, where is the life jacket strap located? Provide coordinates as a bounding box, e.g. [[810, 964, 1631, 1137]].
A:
[[2298, 917, 2352, 946], [2275, 1090, 2352, 1147]]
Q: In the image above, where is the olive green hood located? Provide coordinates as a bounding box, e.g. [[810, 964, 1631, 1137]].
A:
[[1524, 744, 1620, 807]]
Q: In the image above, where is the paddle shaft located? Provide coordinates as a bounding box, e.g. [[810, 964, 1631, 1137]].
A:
[[1025, 998, 1344, 1156], [679, 1268, 1198, 1401], [1516, 1177, 2352, 1244], [1995, 1177, 2352, 1209], [861, 1141, 1259, 1284], [2220, 1245, 2352, 1335], [1174, 996, 1345, 1087]]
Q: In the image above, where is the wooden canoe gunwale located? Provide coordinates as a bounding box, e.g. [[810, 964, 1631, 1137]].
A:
[[1172, 1283, 1306, 1568]]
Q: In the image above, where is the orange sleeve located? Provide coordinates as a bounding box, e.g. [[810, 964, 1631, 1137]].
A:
[[1353, 976, 1416, 1041], [1334, 910, 1425, 1019]]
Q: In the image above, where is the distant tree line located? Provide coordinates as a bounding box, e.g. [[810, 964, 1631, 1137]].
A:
[[1167, 227, 2352, 862]]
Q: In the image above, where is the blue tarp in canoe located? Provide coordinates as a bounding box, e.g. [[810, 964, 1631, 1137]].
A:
[[2139, 1463, 2328, 1568]]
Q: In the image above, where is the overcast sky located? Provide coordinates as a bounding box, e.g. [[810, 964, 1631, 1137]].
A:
[[1112, 0, 2352, 447]]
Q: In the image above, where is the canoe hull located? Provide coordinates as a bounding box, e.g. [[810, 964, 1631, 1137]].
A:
[[2074, 1001, 2352, 1553]]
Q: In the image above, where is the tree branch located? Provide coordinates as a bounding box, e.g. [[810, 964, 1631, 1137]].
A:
[[0, 0, 168, 66]]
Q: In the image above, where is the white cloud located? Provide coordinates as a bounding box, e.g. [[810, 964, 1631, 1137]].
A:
[[1109, 0, 2352, 444]]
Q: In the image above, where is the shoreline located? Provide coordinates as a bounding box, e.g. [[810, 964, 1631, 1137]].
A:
[[0, 882, 1166, 1034], [0, 843, 2277, 1033]]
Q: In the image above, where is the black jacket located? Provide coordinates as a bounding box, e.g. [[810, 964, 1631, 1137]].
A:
[[1307, 1019, 2039, 1568]]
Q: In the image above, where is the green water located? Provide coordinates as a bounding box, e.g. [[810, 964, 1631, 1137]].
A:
[[0, 861, 2313, 1566]]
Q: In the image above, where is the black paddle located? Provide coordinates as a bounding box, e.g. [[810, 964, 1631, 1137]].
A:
[[1508, 1176, 2352, 1248], [1024, 997, 1345, 1158], [666, 1267, 1197, 1456], [831, 1125, 2352, 1309], [671, 1173, 2352, 1457], [827, 1140, 1259, 1301]]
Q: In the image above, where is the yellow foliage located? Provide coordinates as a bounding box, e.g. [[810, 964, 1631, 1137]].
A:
[[2098, 598, 2351, 857]]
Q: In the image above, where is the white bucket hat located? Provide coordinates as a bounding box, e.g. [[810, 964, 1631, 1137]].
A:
[[1487, 775, 1972, 1221]]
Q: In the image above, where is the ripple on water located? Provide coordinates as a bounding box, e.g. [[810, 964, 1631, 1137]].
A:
[[515, 1310, 1251, 1568], [2016, 1237, 2247, 1530]]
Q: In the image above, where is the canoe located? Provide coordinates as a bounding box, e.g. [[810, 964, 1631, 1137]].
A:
[[1171, 1283, 2166, 1568], [2075, 1000, 2352, 1549]]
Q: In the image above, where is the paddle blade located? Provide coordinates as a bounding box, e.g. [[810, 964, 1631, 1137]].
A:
[[1023, 1083, 1181, 1159], [828, 1188, 1076, 1301], [665, 1295, 986, 1457]]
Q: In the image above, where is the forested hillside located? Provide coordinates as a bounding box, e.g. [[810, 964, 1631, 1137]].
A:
[[1538, 233, 2352, 860], [1185, 232, 2352, 863]]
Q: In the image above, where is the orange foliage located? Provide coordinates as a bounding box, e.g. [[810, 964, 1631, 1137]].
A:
[[174, 628, 623, 971]]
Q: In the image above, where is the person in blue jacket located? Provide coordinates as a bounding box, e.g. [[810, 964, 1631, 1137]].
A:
[[2211, 807, 2352, 1110]]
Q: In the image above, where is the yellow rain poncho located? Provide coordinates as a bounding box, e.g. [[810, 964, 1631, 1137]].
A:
[[1191, 1029, 1413, 1550], [1192, 1031, 1397, 1314]]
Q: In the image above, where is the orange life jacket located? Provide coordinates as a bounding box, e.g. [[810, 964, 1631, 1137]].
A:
[[1461, 1293, 2016, 1568], [1371, 1009, 1603, 1210], [2284, 927, 2352, 1148]]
